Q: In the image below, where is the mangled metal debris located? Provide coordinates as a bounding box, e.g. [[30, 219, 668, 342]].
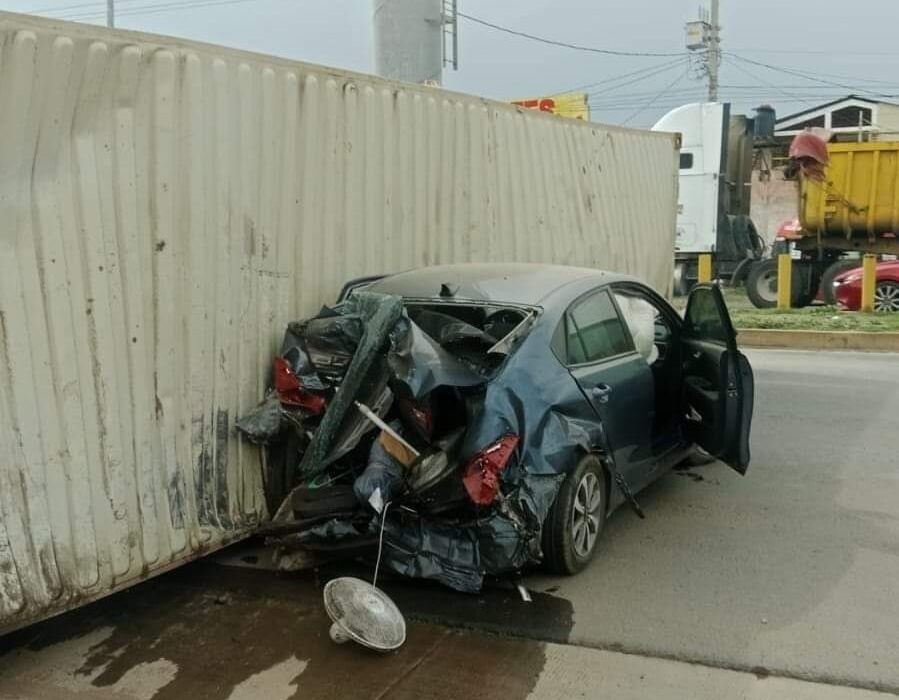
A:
[[237, 289, 608, 592]]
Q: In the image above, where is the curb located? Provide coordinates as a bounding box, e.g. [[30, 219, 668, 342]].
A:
[[737, 328, 899, 352]]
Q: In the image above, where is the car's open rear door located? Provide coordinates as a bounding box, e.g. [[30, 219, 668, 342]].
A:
[[681, 285, 754, 474]]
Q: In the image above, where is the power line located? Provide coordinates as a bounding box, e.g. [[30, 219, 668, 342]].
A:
[[457, 12, 685, 58], [722, 54, 816, 108], [725, 52, 897, 99], [619, 66, 691, 125], [58, 0, 266, 20], [558, 57, 691, 95], [719, 83, 899, 91], [584, 58, 692, 99], [730, 48, 899, 57], [30, 0, 143, 14]]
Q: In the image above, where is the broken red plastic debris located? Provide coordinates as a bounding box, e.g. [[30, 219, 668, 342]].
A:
[[273, 356, 326, 414], [462, 435, 520, 506]]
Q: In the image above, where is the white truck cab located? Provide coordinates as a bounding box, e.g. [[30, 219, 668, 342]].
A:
[[653, 102, 767, 294]]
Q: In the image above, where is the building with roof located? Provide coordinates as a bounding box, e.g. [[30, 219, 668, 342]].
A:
[[775, 95, 899, 143]]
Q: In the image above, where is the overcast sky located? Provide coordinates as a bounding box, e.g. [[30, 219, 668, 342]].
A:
[[4, 0, 899, 127]]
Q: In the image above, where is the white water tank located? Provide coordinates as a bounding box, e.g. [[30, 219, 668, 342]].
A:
[[373, 0, 443, 84]]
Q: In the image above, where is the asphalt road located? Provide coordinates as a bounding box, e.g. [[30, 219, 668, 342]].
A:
[[1, 349, 897, 698], [372, 348, 899, 694], [523, 348, 899, 691]]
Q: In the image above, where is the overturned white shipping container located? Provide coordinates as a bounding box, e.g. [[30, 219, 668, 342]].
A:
[[0, 11, 678, 633]]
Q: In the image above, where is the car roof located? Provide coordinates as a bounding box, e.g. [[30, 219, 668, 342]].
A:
[[367, 263, 633, 306]]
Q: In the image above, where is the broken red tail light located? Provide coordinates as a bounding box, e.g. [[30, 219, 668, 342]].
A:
[[273, 356, 326, 414], [462, 435, 520, 506]]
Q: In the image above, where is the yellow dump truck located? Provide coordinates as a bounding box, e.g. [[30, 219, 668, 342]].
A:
[[746, 141, 899, 307]]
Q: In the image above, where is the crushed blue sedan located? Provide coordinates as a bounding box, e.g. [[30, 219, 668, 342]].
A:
[[237, 263, 754, 592]]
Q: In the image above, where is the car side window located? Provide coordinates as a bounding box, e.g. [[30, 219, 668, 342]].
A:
[[613, 291, 669, 364], [566, 289, 633, 364]]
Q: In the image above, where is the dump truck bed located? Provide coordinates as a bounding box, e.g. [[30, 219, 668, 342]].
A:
[[801, 141, 899, 237]]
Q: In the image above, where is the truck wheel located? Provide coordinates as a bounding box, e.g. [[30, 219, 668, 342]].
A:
[[746, 259, 778, 308], [746, 259, 812, 308], [820, 260, 860, 305], [730, 257, 754, 288], [794, 265, 819, 308], [542, 454, 607, 575], [874, 281, 899, 312]]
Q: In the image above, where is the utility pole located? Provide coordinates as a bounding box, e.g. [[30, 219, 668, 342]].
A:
[[685, 0, 721, 103], [707, 0, 720, 102], [107, 0, 114, 27]]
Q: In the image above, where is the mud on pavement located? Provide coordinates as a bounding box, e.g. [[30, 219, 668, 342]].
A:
[[0, 560, 574, 700]]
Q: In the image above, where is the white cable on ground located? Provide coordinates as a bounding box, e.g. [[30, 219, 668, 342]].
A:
[[372, 501, 391, 590]]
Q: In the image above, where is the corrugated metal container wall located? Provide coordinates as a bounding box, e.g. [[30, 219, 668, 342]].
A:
[[0, 12, 678, 633]]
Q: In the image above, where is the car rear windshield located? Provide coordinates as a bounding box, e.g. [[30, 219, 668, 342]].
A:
[[403, 302, 535, 376]]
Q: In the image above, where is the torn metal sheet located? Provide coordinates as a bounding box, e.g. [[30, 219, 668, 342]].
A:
[[381, 515, 483, 594], [234, 393, 284, 444], [387, 316, 485, 398], [299, 312, 364, 379], [410, 308, 498, 348], [280, 328, 328, 391], [318, 368, 393, 469], [292, 293, 403, 485]]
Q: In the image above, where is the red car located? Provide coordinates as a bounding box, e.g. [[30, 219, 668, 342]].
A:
[[832, 260, 899, 312]]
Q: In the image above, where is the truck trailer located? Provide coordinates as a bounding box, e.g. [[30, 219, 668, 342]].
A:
[[0, 11, 680, 634]]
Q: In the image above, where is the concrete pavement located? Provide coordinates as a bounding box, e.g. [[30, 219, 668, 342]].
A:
[[0, 562, 894, 700], [524, 349, 899, 692]]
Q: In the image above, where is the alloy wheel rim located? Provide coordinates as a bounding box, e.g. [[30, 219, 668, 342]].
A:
[[874, 283, 899, 312], [571, 472, 602, 557]]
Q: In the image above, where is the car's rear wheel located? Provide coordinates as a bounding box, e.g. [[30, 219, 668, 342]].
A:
[[874, 281, 899, 312], [542, 454, 607, 574]]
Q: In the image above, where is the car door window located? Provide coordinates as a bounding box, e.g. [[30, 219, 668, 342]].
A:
[[683, 286, 732, 345], [566, 289, 633, 364], [613, 292, 669, 364]]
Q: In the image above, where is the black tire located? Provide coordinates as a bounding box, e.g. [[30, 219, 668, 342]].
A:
[[745, 259, 812, 309], [730, 257, 754, 288], [542, 454, 607, 575], [745, 259, 779, 308], [794, 265, 819, 308], [820, 260, 860, 305], [875, 281, 899, 312]]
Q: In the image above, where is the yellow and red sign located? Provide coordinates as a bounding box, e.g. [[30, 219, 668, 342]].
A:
[[510, 93, 590, 121]]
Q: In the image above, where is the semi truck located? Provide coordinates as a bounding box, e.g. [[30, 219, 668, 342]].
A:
[[743, 139, 899, 308], [652, 102, 772, 295]]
